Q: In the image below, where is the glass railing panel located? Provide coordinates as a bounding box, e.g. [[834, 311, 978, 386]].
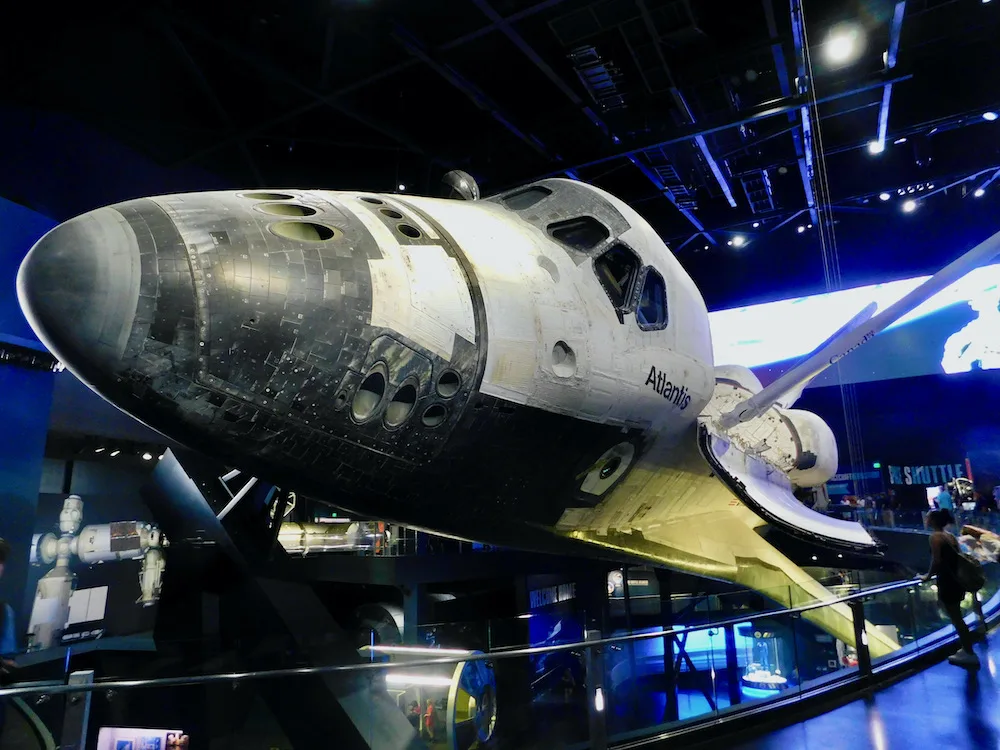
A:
[[859, 582, 921, 667], [602, 628, 719, 744]]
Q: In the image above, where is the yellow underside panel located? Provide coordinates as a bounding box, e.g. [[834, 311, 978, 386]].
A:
[[554, 424, 898, 658]]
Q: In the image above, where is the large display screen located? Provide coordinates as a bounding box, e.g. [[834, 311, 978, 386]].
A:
[[23, 493, 166, 652], [709, 263, 1000, 386]]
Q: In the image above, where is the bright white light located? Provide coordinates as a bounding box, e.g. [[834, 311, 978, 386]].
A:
[[398, 183, 406, 190], [142, 452, 153, 461], [517, 614, 533, 619], [902, 199, 917, 213], [797, 225, 806, 234], [594, 687, 605, 712], [811, 555, 818, 561], [879, 192, 891, 201], [94, 447, 106, 454], [158, 454, 165, 460], [368, 645, 471, 656], [385, 673, 453, 687], [975, 188, 986, 198], [110, 450, 121, 457], [867, 140, 884, 155], [894, 137, 908, 144], [838, 554, 844, 558], [731, 235, 746, 248], [752, 221, 760, 228], [825, 28, 861, 64], [984, 111, 999, 121]]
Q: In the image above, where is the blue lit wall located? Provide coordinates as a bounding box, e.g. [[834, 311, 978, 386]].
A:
[[710, 263, 1000, 386], [0, 196, 56, 640]]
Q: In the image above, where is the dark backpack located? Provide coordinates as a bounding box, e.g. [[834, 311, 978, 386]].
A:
[[955, 551, 987, 593]]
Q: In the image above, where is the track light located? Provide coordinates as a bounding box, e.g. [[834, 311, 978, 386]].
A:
[[867, 140, 884, 155], [94, 447, 106, 453], [984, 112, 998, 122], [975, 188, 986, 198], [142, 452, 153, 461], [902, 199, 917, 213], [731, 235, 746, 248], [110, 449, 121, 457], [797, 225, 806, 234], [825, 27, 862, 65], [752, 221, 760, 228], [879, 192, 891, 201]]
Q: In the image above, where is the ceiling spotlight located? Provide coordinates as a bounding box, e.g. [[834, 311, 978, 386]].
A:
[[704, 245, 709, 250], [867, 140, 884, 155], [752, 221, 760, 228], [807, 223, 813, 229], [142, 452, 153, 461], [398, 183, 406, 191], [975, 188, 986, 198], [897, 188, 905, 195], [110, 449, 121, 457], [894, 137, 908, 145], [985, 112, 999, 122], [811, 555, 818, 561], [824, 27, 862, 65], [797, 225, 806, 233], [731, 235, 746, 247], [902, 199, 917, 213], [94, 447, 106, 453], [879, 192, 891, 201], [907, 187, 915, 193], [158, 454, 165, 460], [838, 554, 844, 559]]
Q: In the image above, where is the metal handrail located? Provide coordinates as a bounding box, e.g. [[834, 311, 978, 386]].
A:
[[0, 575, 932, 699]]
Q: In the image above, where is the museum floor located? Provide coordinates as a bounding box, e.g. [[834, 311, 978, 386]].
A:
[[725, 631, 1000, 750]]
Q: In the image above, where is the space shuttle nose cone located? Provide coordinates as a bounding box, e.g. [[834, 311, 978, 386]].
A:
[[17, 206, 142, 378]]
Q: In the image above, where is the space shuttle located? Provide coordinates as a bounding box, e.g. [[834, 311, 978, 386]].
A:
[[17, 171, 1000, 657]]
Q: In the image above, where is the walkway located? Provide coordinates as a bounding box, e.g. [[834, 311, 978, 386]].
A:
[[728, 633, 1000, 750]]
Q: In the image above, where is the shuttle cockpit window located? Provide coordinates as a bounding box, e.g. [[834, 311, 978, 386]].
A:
[[594, 244, 640, 314], [547, 216, 610, 253], [502, 186, 552, 210], [636, 268, 668, 331]]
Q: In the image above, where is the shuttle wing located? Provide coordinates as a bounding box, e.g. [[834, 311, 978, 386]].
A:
[[719, 227, 1000, 430], [554, 423, 898, 657]]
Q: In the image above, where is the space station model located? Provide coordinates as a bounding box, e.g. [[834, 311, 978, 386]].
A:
[[27, 494, 167, 651], [16, 172, 1000, 656]]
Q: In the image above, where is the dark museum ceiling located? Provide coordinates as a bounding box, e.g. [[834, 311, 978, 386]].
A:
[[3, 0, 1000, 308]]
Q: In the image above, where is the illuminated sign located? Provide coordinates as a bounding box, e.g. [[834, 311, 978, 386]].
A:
[[529, 582, 576, 609], [887, 463, 967, 486]]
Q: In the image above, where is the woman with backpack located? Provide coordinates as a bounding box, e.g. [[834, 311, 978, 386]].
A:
[[921, 509, 981, 668]]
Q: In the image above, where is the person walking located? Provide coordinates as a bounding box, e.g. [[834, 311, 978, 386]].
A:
[[922, 510, 980, 668]]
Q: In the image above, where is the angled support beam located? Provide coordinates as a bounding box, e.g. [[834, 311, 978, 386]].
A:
[[158, 23, 265, 186], [170, 0, 575, 170], [780, 0, 819, 225], [390, 23, 559, 165], [154, 8, 433, 163], [873, 2, 907, 154], [637, 0, 737, 209], [468, 0, 713, 241], [524, 71, 910, 183]]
